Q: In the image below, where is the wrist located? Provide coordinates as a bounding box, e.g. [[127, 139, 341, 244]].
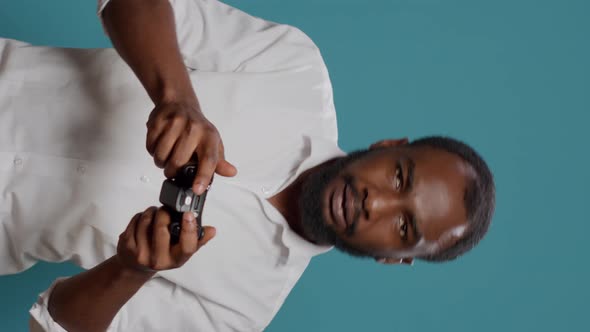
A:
[[158, 87, 198, 106], [113, 255, 156, 281], [155, 73, 198, 107]]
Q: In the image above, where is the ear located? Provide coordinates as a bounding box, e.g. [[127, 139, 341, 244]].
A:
[[375, 257, 414, 266], [369, 138, 409, 150]]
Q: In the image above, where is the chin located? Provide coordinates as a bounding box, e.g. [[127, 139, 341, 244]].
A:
[[299, 149, 373, 249]]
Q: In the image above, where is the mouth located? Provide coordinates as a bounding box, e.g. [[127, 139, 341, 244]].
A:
[[329, 181, 346, 230], [329, 178, 359, 232]]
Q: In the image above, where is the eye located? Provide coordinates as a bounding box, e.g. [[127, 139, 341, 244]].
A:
[[394, 166, 403, 191], [398, 215, 408, 239]]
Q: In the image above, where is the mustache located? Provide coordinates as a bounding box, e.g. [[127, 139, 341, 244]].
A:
[[342, 174, 362, 237]]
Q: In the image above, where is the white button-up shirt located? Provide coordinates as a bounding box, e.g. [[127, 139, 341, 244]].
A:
[[0, 0, 344, 331]]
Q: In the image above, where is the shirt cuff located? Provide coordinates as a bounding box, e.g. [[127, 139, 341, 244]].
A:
[[29, 277, 69, 332]]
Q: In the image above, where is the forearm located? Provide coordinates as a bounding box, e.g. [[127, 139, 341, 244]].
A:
[[102, 0, 196, 104], [48, 256, 154, 332]]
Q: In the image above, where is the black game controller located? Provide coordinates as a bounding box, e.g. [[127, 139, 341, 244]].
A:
[[159, 164, 209, 244]]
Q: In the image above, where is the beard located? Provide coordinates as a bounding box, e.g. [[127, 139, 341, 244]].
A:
[[298, 148, 375, 258]]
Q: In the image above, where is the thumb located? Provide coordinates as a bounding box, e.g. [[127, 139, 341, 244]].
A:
[[197, 226, 216, 250]]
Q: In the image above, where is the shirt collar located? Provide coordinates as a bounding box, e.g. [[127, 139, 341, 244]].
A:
[[258, 135, 345, 261]]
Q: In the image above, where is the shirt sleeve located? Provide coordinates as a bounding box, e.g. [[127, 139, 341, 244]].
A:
[[28, 276, 129, 332], [29, 278, 68, 332], [97, 0, 323, 72], [29, 277, 136, 332], [28, 273, 256, 331]]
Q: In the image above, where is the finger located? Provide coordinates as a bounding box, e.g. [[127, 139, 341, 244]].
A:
[[135, 207, 155, 254], [123, 212, 141, 238], [146, 116, 167, 156], [153, 117, 185, 168], [196, 226, 216, 250], [164, 127, 200, 178], [146, 107, 161, 123], [172, 212, 199, 264], [121, 213, 142, 249], [215, 140, 238, 177], [151, 207, 172, 270], [215, 159, 238, 177], [214, 140, 237, 177], [192, 141, 219, 195]]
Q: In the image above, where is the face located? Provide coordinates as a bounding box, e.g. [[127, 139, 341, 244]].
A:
[[299, 142, 473, 261]]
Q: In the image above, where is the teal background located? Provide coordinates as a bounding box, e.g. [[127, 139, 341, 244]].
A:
[[1, 0, 588, 331]]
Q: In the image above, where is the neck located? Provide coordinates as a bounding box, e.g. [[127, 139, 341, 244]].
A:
[[267, 157, 339, 243], [267, 175, 307, 240]]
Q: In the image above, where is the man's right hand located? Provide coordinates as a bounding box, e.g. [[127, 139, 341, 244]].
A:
[[48, 206, 215, 332], [116, 206, 216, 273], [146, 100, 238, 195]]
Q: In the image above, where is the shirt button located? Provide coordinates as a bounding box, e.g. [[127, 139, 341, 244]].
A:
[[77, 164, 87, 174], [140, 175, 150, 183], [261, 186, 270, 195], [13, 157, 23, 166]]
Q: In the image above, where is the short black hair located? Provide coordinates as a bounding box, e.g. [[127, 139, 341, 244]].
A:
[[409, 136, 496, 263]]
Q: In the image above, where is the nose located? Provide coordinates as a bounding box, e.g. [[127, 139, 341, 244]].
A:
[[363, 186, 403, 222]]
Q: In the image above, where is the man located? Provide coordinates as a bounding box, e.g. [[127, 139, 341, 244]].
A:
[[0, 0, 495, 331]]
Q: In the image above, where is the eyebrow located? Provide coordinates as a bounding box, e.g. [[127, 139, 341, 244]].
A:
[[405, 157, 415, 192], [409, 214, 422, 241]]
